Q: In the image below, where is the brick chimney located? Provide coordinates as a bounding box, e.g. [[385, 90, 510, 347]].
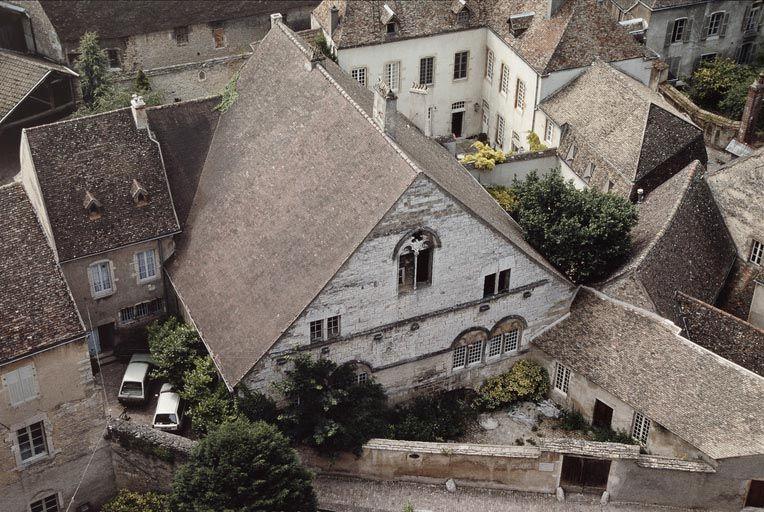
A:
[[546, 0, 565, 19], [329, 5, 340, 41], [737, 72, 764, 145], [130, 94, 147, 130], [373, 78, 397, 136]]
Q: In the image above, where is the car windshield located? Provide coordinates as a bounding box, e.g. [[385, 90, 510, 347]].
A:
[[154, 414, 178, 425], [120, 382, 143, 396]]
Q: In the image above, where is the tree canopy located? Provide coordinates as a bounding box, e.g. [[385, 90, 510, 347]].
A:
[[687, 58, 762, 121]]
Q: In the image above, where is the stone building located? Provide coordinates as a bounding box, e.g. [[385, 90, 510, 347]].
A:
[[606, 0, 764, 80], [19, 106, 181, 357], [164, 17, 577, 398], [0, 182, 114, 512], [310, 0, 653, 148], [538, 59, 706, 199], [7, 0, 319, 103]]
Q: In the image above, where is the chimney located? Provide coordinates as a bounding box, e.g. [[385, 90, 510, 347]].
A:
[[305, 47, 324, 71], [649, 60, 668, 92], [636, 188, 644, 203], [373, 78, 397, 136], [737, 72, 764, 145], [329, 6, 340, 41], [270, 12, 283, 28], [130, 94, 147, 130], [546, 0, 565, 18]]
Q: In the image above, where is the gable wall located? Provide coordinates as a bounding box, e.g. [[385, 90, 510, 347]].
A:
[[244, 174, 573, 396]]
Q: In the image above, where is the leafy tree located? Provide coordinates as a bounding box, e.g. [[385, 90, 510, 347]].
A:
[[276, 355, 389, 455], [474, 359, 549, 411], [236, 386, 278, 424], [486, 185, 518, 212], [135, 68, 151, 92], [102, 490, 170, 512], [172, 420, 317, 512], [459, 141, 507, 170], [509, 170, 637, 283], [389, 389, 477, 442], [75, 31, 110, 106], [180, 356, 237, 435], [148, 317, 203, 388], [687, 58, 760, 119], [527, 132, 548, 152]]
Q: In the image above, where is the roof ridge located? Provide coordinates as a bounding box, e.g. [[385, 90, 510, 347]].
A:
[[676, 291, 764, 336], [24, 106, 132, 132]]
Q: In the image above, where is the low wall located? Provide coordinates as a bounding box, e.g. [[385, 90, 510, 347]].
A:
[[469, 149, 559, 187], [660, 83, 739, 149]]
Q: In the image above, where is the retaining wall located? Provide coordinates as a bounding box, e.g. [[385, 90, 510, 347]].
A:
[[468, 149, 559, 187], [660, 83, 739, 149]]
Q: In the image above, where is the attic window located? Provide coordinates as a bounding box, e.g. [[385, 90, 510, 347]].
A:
[[456, 8, 470, 25], [381, 3, 398, 35], [508, 12, 534, 37], [386, 21, 398, 34], [83, 191, 102, 220], [131, 179, 149, 207], [565, 144, 578, 163]]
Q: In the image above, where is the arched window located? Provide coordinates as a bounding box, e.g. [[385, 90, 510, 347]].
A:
[[487, 317, 526, 359], [395, 229, 440, 293], [451, 328, 488, 370], [336, 361, 373, 385]]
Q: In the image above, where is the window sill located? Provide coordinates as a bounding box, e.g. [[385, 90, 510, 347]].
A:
[[9, 396, 40, 408], [137, 276, 159, 285], [397, 282, 433, 295], [91, 291, 115, 300], [453, 77, 468, 82], [16, 452, 55, 470]]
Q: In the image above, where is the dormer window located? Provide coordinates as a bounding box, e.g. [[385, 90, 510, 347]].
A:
[[565, 144, 578, 163], [381, 4, 398, 36], [83, 190, 102, 220], [508, 12, 534, 37], [386, 21, 397, 34], [131, 179, 149, 207], [456, 8, 470, 25], [395, 229, 440, 293]]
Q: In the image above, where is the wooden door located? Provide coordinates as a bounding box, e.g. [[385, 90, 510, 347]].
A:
[[560, 455, 611, 493], [592, 399, 614, 429]]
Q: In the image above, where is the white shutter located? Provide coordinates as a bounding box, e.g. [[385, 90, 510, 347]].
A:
[[719, 12, 729, 38], [683, 18, 693, 43], [3, 365, 38, 405]]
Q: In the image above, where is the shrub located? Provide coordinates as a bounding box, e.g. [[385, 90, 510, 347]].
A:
[[276, 355, 389, 455], [460, 141, 507, 170], [510, 170, 638, 283], [486, 185, 518, 212], [172, 420, 317, 512], [389, 389, 477, 442], [180, 356, 237, 435], [102, 490, 170, 512], [592, 428, 636, 445], [527, 132, 548, 152], [148, 317, 203, 388], [314, 32, 337, 62], [474, 359, 549, 411], [236, 387, 277, 424], [686, 58, 760, 118], [559, 409, 587, 431], [215, 71, 240, 112]]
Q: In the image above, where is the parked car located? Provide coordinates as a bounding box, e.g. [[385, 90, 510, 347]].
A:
[[117, 353, 155, 405], [152, 383, 183, 432]]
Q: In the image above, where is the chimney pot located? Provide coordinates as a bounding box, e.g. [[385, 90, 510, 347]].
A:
[[329, 6, 340, 41], [637, 188, 644, 203], [373, 78, 397, 136], [270, 13, 283, 28], [130, 94, 148, 130]]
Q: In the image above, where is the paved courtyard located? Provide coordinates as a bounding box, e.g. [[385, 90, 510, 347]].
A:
[[314, 476, 693, 512]]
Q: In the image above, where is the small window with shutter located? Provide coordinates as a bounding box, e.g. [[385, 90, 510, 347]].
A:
[[3, 364, 39, 406]]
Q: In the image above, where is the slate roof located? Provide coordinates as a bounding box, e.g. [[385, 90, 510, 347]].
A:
[[38, 1, 320, 42], [533, 287, 764, 460], [600, 161, 737, 323], [0, 183, 84, 364], [168, 21, 569, 388], [24, 109, 180, 262], [146, 97, 221, 228], [313, 0, 645, 74], [0, 49, 76, 124], [705, 147, 764, 259], [540, 60, 702, 184]]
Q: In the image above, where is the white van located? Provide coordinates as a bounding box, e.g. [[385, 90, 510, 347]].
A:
[[152, 384, 183, 432], [117, 353, 155, 404]]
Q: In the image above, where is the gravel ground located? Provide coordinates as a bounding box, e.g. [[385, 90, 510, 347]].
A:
[[314, 475, 693, 512]]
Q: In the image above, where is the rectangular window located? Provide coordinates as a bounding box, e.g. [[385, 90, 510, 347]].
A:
[[384, 61, 400, 92], [118, 298, 163, 325], [419, 57, 434, 85], [671, 18, 686, 43], [309, 320, 324, 343], [30, 494, 59, 512], [89, 261, 113, 297], [496, 114, 505, 149], [213, 27, 226, 48], [745, 6, 760, 32], [135, 249, 157, 282], [503, 329, 519, 353], [17, 421, 47, 462], [544, 119, 553, 142], [174, 26, 189, 45], [511, 131, 521, 152], [356, 372, 369, 384], [499, 63, 509, 94], [466, 341, 483, 365], [487, 335, 502, 358], [453, 50, 468, 80], [515, 79, 526, 109], [498, 269, 510, 293], [106, 49, 120, 69], [351, 67, 367, 88], [750, 239, 763, 265], [327, 315, 341, 338], [554, 362, 571, 394], [484, 269, 510, 297], [707, 12, 724, 37], [3, 365, 38, 406], [485, 49, 494, 81], [452, 345, 467, 369], [632, 411, 650, 444], [481, 100, 490, 129], [483, 273, 496, 298]]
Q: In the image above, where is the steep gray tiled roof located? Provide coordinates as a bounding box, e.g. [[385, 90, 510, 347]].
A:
[[168, 22, 569, 388], [705, 147, 764, 259], [0, 49, 76, 124], [540, 60, 702, 183], [533, 288, 764, 460], [600, 161, 737, 323], [38, 1, 320, 42], [24, 109, 180, 262], [314, 0, 645, 74], [0, 183, 84, 364]]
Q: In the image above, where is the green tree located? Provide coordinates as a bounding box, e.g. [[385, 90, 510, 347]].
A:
[[236, 386, 278, 424], [135, 68, 151, 92], [276, 355, 389, 455], [102, 490, 169, 512], [486, 185, 518, 212], [172, 420, 317, 512], [148, 317, 203, 388], [474, 359, 549, 411], [509, 170, 637, 283], [180, 356, 237, 435], [687, 58, 760, 118], [74, 31, 110, 106], [527, 132, 548, 152]]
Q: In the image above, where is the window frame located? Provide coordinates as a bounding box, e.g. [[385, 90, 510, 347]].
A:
[[3, 364, 39, 406], [88, 260, 115, 299], [212, 27, 226, 49], [544, 119, 553, 142], [135, 249, 158, 284], [29, 493, 61, 512], [499, 62, 510, 95], [483, 268, 510, 297], [350, 66, 368, 88], [419, 56, 435, 86], [327, 315, 341, 339], [485, 49, 494, 81], [487, 335, 503, 358], [174, 26, 189, 45], [106, 48, 121, 70], [309, 319, 324, 343], [502, 328, 520, 353], [671, 17, 687, 43], [632, 411, 651, 444], [750, 239, 763, 265], [481, 100, 490, 131], [453, 50, 469, 81], [496, 114, 506, 149], [553, 362, 571, 394], [396, 230, 437, 293], [16, 420, 49, 464], [384, 60, 400, 92], [515, 78, 526, 110], [452, 345, 467, 369], [706, 11, 724, 37], [118, 298, 163, 325], [456, 8, 470, 25]]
